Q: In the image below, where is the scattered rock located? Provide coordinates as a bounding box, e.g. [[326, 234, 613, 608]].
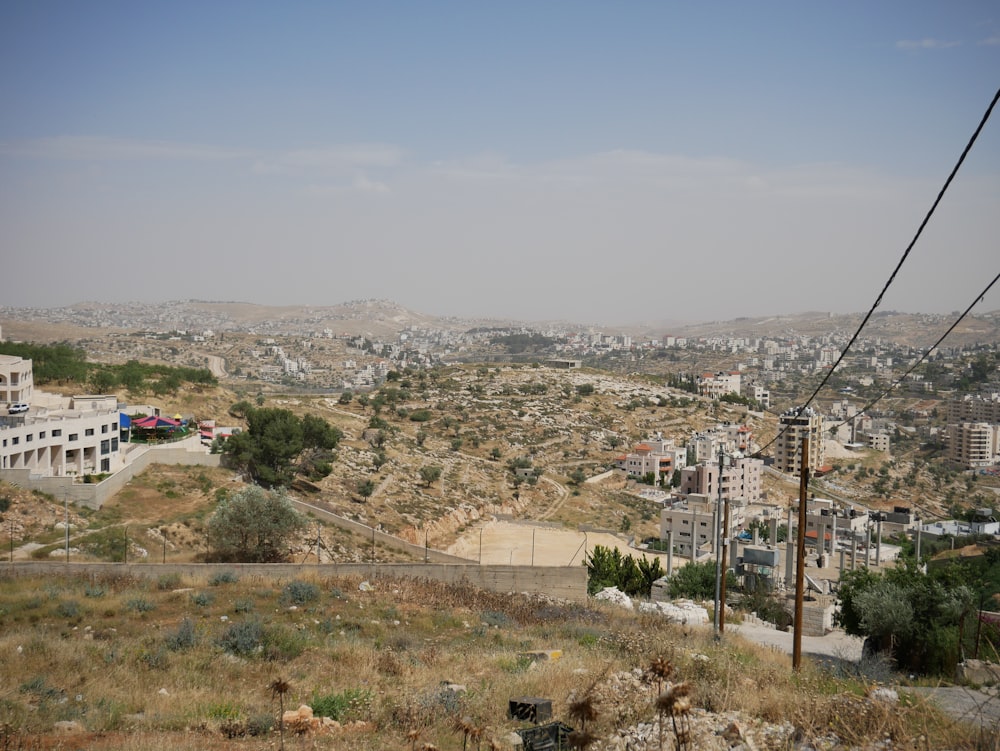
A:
[[53, 720, 84, 733]]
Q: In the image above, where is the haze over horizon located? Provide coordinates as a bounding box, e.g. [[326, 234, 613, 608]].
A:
[[2, 3, 998, 326]]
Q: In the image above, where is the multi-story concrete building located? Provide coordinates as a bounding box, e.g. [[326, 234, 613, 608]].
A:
[[867, 432, 891, 453], [742, 382, 770, 409], [774, 406, 825, 475], [948, 393, 1000, 424], [676, 456, 763, 504], [0, 354, 34, 406], [1, 402, 125, 477], [659, 493, 746, 560], [947, 422, 1000, 468], [614, 435, 686, 484], [0, 357, 125, 478], [697, 370, 742, 399]]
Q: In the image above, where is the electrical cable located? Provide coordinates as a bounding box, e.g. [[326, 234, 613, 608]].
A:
[[825, 270, 1000, 437], [753, 86, 1000, 460]]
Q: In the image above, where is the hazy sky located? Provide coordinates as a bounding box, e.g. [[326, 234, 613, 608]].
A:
[[2, 2, 998, 326]]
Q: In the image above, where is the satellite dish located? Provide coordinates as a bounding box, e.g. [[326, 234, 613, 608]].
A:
[[804, 574, 823, 594]]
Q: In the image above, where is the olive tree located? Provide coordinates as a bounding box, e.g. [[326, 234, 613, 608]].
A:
[[207, 486, 306, 562]]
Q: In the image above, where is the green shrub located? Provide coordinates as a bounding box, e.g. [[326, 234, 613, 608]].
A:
[[56, 600, 81, 619], [206, 701, 241, 720], [246, 714, 275, 736], [234, 598, 255, 614], [408, 409, 432, 422], [218, 619, 265, 657], [190, 591, 214, 607], [281, 580, 320, 606], [84, 584, 106, 598], [310, 688, 373, 722], [125, 597, 156, 613], [156, 573, 182, 590], [209, 570, 239, 586], [165, 618, 198, 651]]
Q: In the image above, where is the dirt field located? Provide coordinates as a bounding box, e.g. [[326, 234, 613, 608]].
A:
[[446, 518, 669, 567]]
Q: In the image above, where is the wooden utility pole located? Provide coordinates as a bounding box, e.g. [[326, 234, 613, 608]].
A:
[[793, 435, 809, 671], [720, 495, 731, 634]]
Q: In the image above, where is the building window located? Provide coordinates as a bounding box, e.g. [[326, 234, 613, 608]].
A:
[[102, 424, 109, 433], [11, 437, 18, 445], [111, 437, 118, 451], [100, 440, 110, 455], [85, 428, 95, 436], [39, 431, 45, 439], [52, 429, 62, 437], [112, 422, 118, 430], [69, 433, 78, 441], [25, 434, 32, 442], [100, 458, 110, 472]]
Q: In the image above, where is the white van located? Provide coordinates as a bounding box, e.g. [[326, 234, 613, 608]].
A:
[[8, 403, 29, 414]]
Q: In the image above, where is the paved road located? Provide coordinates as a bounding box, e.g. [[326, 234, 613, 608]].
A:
[[731, 622, 1000, 727]]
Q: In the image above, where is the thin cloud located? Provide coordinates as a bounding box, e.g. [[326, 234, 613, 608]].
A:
[[979, 35, 1000, 46], [253, 144, 403, 175], [0, 135, 248, 161], [895, 38, 961, 50]]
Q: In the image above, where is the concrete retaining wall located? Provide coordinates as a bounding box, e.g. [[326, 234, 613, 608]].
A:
[[2, 562, 589, 602], [291, 499, 471, 564], [0, 444, 221, 510]]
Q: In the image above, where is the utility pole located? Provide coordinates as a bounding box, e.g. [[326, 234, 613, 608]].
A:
[[793, 435, 810, 671], [720, 491, 731, 634], [713, 444, 725, 639]]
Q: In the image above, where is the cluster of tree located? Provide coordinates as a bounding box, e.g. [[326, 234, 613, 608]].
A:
[[89, 360, 216, 395], [222, 407, 342, 488], [659, 560, 736, 600], [585, 545, 665, 597], [0, 342, 91, 383], [489, 333, 560, 354], [836, 562, 978, 675], [719, 392, 761, 410], [0, 342, 216, 395], [207, 486, 306, 562], [666, 373, 698, 394]]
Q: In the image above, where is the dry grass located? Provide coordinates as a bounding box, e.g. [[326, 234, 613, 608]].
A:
[[0, 570, 991, 750]]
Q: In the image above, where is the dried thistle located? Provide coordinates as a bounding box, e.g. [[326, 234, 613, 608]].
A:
[[268, 678, 291, 751], [567, 695, 599, 732], [646, 656, 674, 693]]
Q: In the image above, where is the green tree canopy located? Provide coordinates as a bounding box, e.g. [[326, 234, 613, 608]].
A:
[[207, 486, 306, 562], [585, 545, 665, 597], [223, 408, 342, 488], [837, 563, 976, 675]]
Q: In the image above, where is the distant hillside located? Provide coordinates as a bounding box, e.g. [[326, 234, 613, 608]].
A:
[[2, 299, 998, 347]]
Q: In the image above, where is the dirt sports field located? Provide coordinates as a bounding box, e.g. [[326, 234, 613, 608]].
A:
[[446, 519, 669, 567]]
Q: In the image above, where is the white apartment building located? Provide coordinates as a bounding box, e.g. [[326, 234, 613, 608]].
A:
[[614, 435, 686, 484], [0, 357, 125, 478], [1, 405, 125, 477], [697, 370, 742, 399], [742, 382, 770, 409], [0, 354, 34, 406], [947, 422, 1000, 469], [774, 406, 825, 475]]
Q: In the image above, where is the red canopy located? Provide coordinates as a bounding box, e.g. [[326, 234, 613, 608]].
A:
[[132, 415, 181, 429]]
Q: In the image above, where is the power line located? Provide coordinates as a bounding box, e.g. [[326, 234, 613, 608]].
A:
[[826, 270, 1000, 437], [754, 86, 1000, 460]]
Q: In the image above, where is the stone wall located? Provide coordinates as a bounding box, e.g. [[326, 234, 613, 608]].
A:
[[2, 562, 589, 602]]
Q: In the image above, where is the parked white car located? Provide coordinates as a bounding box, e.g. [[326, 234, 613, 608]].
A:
[[7, 403, 29, 414]]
